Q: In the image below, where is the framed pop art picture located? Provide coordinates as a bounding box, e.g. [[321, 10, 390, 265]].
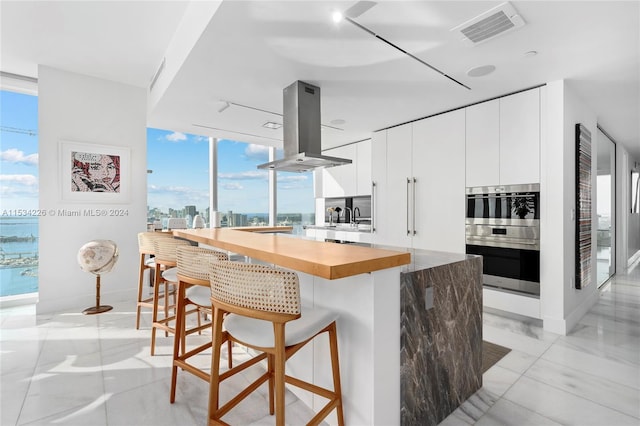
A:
[[59, 141, 130, 203]]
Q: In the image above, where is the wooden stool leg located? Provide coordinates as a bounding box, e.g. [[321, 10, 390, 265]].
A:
[[267, 354, 275, 415], [328, 322, 345, 426], [170, 281, 187, 403], [274, 324, 286, 426], [136, 254, 145, 329], [207, 309, 226, 423], [150, 263, 161, 356]]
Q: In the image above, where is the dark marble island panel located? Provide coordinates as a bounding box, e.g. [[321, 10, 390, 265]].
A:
[[400, 252, 483, 426]]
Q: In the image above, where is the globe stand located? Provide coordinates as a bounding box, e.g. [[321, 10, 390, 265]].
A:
[[82, 274, 113, 315]]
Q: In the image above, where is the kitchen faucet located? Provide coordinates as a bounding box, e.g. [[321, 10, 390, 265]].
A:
[[353, 207, 360, 223], [344, 207, 353, 225]]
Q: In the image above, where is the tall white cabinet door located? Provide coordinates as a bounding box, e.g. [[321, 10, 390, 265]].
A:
[[356, 139, 372, 196], [466, 99, 500, 187], [412, 110, 466, 253], [370, 131, 387, 242], [499, 88, 540, 184], [322, 144, 357, 197], [385, 123, 413, 248]]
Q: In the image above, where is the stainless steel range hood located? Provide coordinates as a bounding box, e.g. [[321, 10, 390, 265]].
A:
[[257, 81, 352, 173]]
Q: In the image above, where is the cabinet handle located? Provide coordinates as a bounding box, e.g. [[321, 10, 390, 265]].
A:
[[406, 178, 411, 235], [371, 181, 377, 233], [413, 177, 417, 236]]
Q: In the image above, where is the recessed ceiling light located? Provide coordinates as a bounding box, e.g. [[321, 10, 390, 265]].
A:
[[467, 64, 496, 77], [524, 50, 538, 57], [332, 11, 343, 23], [330, 119, 346, 125], [262, 122, 282, 129]]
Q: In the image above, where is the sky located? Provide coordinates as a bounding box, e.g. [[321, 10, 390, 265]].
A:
[[0, 90, 314, 215]]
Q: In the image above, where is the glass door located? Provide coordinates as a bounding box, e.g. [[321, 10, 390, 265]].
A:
[[596, 129, 616, 286]]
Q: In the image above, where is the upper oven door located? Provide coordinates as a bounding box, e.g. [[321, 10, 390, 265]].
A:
[[466, 184, 539, 226]]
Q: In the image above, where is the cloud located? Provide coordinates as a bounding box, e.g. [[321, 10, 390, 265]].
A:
[[244, 144, 270, 161], [0, 174, 38, 186], [277, 175, 308, 183], [221, 182, 243, 190], [165, 132, 187, 142], [0, 174, 39, 200], [218, 170, 268, 181], [1, 149, 38, 166]]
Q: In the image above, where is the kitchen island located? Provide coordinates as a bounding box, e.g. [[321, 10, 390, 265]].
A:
[[173, 228, 481, 426]]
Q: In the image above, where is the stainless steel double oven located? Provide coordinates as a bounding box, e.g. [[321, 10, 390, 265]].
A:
[[465, 183, 540, 296]]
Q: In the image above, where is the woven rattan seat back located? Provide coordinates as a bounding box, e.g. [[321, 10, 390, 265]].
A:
[[153, 238, 191, 264], [138, 231, 172, 255], [209, 260, 300, 315], [177, 246, 228, 282]]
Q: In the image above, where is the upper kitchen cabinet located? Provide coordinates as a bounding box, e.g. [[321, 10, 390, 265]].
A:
[[465, 87, 541, 187], [499, 88, 540, 185], [321, 140, 372, 198], [465, 99, 500, 187], [355, 139, 372, 196], [322, 144, 356, 197]]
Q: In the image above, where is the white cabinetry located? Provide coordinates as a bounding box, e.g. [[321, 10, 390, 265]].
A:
[[371, 130, 387, 238], [322, 144, 356, 197], [355, 139, 371, 196], [383, 123, 413, 248], [499, 88, 540, 185], [465, 88, 540, 187], [371, 110, 465, 253], [465, 99, 499, 187], [412, 110, 465, 252], [321, 140, 372, 197]]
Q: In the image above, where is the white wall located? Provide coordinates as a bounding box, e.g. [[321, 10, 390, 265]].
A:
[[540, 80, 600, 334], [38, 66, 147, 314]]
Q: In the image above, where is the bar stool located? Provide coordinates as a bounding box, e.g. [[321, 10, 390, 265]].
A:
[[207, 260, 345, 426], [136, 232, 173, 329], [169, 245, 232, 404], [150, 237, 191, 355]]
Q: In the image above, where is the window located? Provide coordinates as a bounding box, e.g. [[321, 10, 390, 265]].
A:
[[0, 89, 39, 298], [275, 159, 315, 235], [146, 128, 210, 227]]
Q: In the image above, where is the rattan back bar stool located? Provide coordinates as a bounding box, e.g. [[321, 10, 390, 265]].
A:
[[136, 232, 173, 329], [169, 245, 233, 403], [207, 260, 345, 426], [150, 237, 191, 355]]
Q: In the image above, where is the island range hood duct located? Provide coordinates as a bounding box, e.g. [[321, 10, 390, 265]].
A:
[[257, 81, 352, 173]]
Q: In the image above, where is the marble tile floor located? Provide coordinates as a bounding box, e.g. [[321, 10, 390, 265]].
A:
[[442, 261, 640, 426], [1, 261, 638, 425]]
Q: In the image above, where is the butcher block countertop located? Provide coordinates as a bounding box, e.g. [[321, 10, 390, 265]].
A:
[[173, 227, 411, 280]]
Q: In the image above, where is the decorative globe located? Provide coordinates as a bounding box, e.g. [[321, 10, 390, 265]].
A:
[[77, 239, 119, 275]]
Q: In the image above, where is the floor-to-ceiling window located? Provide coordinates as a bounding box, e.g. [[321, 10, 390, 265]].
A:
[[146, 133, 315, 231], [216, 140, 270, 227], [596, 128, 616, 286], [0, 89, 39, 298], [146, 128, 211, 227]]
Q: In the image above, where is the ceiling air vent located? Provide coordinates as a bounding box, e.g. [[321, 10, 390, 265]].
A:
[[451, 2, 525, 46]]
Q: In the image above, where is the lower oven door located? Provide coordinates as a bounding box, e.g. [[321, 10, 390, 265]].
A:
[[466, 244, 540, 296]]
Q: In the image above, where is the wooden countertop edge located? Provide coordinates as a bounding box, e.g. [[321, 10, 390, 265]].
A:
[[173, 228, 410, 280]]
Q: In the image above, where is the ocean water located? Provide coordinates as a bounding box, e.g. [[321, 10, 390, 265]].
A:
[[0, 217, 39, 297]]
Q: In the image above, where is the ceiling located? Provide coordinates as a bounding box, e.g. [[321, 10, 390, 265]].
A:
[[2, 1, 639, 160]]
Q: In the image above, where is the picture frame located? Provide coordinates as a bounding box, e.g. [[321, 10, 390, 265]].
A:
[[575, 124, 592, 289], [59, 140, 130, 203]]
